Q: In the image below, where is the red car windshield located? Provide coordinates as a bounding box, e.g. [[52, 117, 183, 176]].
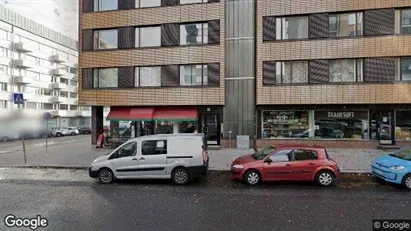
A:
[[253, 146, 275, 160]]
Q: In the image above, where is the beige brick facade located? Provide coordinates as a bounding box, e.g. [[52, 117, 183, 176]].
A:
[[256, 0, 411, 105], [79, 1, 225, 106]]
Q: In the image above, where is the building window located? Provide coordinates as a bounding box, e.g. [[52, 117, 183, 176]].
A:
[[395, 110, 411, 140], [60, 78, 69, 84], [276, 16, 308, 40], [0, 82, 7, 91], [93, 68, 118, 88], [136, 0, 161, 8], [70, 80, 78, 86], [94, 30, 118, 50], [180, 0, 206, 4], [180, 23, 208, 45], [0, 100, 7, 109], [136, 66, 161, 87], [314, 111, 368, 139], [70, 105, 78, 111], [180, 65, 208, 86], [138, 27, 161, 47], [262, 111, 310, 138], [402, 58, 411, 81], [43, 103, 53, 110], [70, 92, 78, 98], [329, 12, 363, 37], [69, 67, 78, 74], [0, 65, 8, 75], [26, 102, 36, 109], [402, 9, 411, 34], [329, 59, 363, 82], [276, 61, 308, 84], [60, 91, 68, 97], [94, 0, 118, 11], [60, 104, 68, 110]]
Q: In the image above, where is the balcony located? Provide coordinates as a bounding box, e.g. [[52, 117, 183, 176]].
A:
[[49, 54, 66, 63], [50, 82, 67, 89], [14, 76, 34, 85], [51, 96, 62, 103], [51, 68, 68, 76], [12, 59, 32, 69], [23, 93, 34, 101], [14, 42, 33, 53], [77, 111, 91, 117]]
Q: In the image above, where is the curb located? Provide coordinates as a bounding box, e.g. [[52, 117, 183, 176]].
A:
[[0, 165, 88, 170], [0, 165, 373, 176]]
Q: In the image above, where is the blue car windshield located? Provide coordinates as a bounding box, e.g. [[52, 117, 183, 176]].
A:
[[389, 147, 411, 161]]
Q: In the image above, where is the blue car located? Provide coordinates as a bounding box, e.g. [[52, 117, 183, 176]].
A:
[[372, 146, 411, 189]]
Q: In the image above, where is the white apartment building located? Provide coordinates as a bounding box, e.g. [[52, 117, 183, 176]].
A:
[[0, 4, 91, 128]]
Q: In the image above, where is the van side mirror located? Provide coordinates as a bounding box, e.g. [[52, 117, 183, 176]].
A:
[[264, 158, 272, 164]]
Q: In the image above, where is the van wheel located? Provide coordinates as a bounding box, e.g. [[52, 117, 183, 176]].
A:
[[1, 136, 9, 142], [172, 168, 190, 185], [98, 168, 114, 184], [244, 170, 261, 186], [56, 133, 62, 137], [316, 171, 334, 187], [402, 174, 411, 190]]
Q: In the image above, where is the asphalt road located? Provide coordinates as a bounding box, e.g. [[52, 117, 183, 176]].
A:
[[0, 176, 410, 231]]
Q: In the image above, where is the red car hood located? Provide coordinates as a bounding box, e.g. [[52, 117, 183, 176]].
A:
[[233, 154, 256, 165]]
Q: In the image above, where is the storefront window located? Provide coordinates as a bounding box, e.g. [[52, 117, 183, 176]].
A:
[[314, 111, 368, 139], [395, 110, 411, 141], [262, 111, 310, 138], [155, 121, 174, 134]]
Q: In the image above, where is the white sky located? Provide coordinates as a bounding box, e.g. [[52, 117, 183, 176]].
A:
[[0, 0, 78, 40]]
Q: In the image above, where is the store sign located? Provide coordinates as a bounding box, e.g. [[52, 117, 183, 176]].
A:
[[327, 112, 355, 118]]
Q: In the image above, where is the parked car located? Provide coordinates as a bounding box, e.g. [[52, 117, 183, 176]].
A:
[[231, 145, 341, 186], [51, 127, 67, 137], [77, 126, 91, 135], [0, 130, 19, 142], [89, 133, 209, 185], [62, 127, 79, 136], [372, 146, 411, 190]]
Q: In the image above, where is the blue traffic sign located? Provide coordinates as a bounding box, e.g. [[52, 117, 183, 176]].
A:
[[13, 93, 24, 104]]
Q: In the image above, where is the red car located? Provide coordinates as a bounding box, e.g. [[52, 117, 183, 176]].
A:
[[231, 145, 341, 186]]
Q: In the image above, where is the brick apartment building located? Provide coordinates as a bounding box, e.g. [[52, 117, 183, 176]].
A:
[[79, 0, 411, 149]]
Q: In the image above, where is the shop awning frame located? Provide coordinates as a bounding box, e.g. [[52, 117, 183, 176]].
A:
[[107, 107, 155, 121]]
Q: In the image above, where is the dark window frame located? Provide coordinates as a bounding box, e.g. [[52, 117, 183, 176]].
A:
[[275, 60, 309, 84], [328, 11, 364, 37], [328, 58, 363, 83], [179, 22, 209, 45], [179, 64, 208, 86], [400, 57, 411, 82], [293, 149, 319, 161], [276, 15, 310, 41], [93, 67, 119, 89], [401, 9, 411, 34]]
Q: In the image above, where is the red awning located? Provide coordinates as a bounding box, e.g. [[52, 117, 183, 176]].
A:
[[153, 107, 198, 122], [107, 107, 155, 121]]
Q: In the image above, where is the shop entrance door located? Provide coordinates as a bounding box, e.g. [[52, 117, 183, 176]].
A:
[[370, 110, 395, 145], [200, 114, 220, 146]]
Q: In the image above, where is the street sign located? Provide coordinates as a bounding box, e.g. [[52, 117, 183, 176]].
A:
[[13, 93, 24, 104]]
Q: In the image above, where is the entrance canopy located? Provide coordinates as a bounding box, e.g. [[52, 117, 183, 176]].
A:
[[107, 107, 198, 122], [153, 107, 198, 122], [107, 107, 155, 121]]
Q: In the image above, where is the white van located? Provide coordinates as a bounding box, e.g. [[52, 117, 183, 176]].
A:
[[89, 133, 209, 185]]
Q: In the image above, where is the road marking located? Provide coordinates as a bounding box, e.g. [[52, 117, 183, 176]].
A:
[[0, 151, 11, 154]]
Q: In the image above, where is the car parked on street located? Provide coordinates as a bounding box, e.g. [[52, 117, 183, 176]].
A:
[[62, 127, 79, 136], [0, 130, 19, 142], [77, 126, 91, 134], [372, 146, 411, 190], [231, 145, 341, 186], [51, 127, 67, 137], [89, 133, 209, 185]]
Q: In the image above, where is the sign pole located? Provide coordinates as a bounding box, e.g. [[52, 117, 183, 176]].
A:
[[45, 120, 48, 153], [14, 93, 26, 165]]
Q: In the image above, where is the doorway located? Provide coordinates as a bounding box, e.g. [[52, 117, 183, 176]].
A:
[[370, 110, 395, 145], [200, 114, 221, 146]]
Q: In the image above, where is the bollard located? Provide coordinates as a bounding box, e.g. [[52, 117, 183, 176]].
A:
[[228, 131, 232, 149]]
